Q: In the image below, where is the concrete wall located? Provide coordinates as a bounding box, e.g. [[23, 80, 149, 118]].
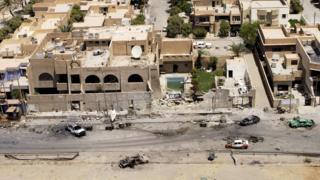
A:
[[28, 91, 151, 112], [161, 61, 193, 73], [160, 39, 192, 54]]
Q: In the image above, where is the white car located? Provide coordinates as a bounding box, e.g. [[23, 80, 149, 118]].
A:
[[205, 42, 212, 48], [193, 41, 206, 49], [65, 124, 86, 137], [225, 139, 249, 149]]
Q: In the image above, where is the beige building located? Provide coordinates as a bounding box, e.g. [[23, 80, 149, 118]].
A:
[[159, 38, 193, 73], [73, 0, 134, 29], [240, 0, 290, 27], [0, 14, 69, 96], [256, 24, 320, 107], [191, 0, 241, 34], [27, 25, 160, 112]]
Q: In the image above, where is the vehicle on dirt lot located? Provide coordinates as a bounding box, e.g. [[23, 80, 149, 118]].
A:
[[119, 154, 149, 168], [239, 115, 260, 126], [289, 116, 315, 128], [225, 139, 249, 149], [65, 124, 86, 137]]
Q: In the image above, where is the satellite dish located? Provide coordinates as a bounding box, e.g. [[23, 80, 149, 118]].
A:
[[131, 46, 142, 59]]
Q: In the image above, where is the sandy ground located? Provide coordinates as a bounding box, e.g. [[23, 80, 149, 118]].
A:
[[0, 152, 319, 180]]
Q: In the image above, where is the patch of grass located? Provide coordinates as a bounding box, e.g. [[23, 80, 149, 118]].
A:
[[304, 158, 312, 163], [194, 70, 214, 92]]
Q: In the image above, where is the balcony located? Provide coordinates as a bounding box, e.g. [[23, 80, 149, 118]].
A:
[[84, 83, 102, 92], [102, 83, 120, 91], [57, 83, 68, 91], [70, 84, 81, 91]]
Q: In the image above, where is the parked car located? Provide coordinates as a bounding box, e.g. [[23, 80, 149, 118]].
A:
[[119, 154, 149, 168], [65, 124, 86, 137], [225, 139, 249, 149], [239, 115, 260, 126], [193, 41, 206, 49], [289, 116, 315, 128], [205, 42, 212, 48]]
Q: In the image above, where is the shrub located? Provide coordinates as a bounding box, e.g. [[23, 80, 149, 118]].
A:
[[291, 0, 303, 14], [131, 14, 145, 25], [193, 27, 207, 39], [181, 23, 192, 37], [219, 20, 230, 37], [166, 15, 184, 38]]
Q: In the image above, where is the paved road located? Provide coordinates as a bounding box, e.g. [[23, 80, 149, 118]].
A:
[[0, 113, 319, 154], [146, 0, 169, 30], [244, 53, 270, 108], [302, 0, 320, 24]]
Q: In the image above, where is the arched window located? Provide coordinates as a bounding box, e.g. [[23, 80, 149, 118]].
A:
[[104, 75, 118, 83], [128, 74, 143, 82], [39, 73, 53, 81], [85, 75, 100, 83]]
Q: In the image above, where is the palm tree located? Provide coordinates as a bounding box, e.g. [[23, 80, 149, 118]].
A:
[[229, 43, 246, 57], [0, 0, 15, 16], [59, 23, 73, 32]]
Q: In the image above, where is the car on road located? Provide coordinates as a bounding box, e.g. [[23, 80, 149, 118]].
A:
[[289, 117, 315, 128], [193, 41, 206, 49], [119, 154, 149, 168], [239, 115, 260, 126], [65, 124, 86, 137], [225, 139, 249, 149]]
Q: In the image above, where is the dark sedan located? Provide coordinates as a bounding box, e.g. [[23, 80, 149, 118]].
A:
[[239, 115, 260, 126]]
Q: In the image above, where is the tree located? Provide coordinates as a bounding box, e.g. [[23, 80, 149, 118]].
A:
[[178, 0, 192, 15], [0, 0, 15, 16], [239, 21, 260, 48], [219, 20, 230, 37], [291, 0, 303, 14], [169, 6, 182, 16], [208, 56, 218, 71], [70, 5, 84, 23], [195, 50, 203, 69], [229, 43, 246, 57], [181, 23, 192, 37], [131, 14, 145, 25], [166, 15, 183, 38], [59, 23, 73, 32], [192, 27, 207, 39], [5, 16, 23, 32]]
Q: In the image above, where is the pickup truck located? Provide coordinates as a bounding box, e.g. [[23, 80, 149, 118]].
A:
[[65, 124, 86, 137]]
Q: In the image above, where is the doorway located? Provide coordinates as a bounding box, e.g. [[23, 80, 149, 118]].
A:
[[173, 64, 178, 73]]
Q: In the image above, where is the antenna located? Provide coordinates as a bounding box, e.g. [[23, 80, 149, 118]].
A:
[[131, 46, 142, 59]]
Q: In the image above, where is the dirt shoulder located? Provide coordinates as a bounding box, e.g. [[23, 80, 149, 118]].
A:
[[0, 152, 319, 180]]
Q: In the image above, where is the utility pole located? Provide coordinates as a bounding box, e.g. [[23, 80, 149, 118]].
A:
[[289, 68, 293, 113], [314, 12, 316, 26]]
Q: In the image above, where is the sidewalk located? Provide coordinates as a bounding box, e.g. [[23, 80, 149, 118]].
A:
[[244, 53, 270, 109]]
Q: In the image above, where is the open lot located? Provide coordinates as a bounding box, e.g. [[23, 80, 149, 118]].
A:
[[0, 152, 319, 180]]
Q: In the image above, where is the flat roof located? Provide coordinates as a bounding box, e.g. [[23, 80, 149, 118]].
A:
[[251, 1, 286, 8], [301, 27, 320, 37], [41, 18, 61, 29], [110, 53, 155, 67], [267, 53, 298, 75], [83, 50, 110, 67], [261, 28, 286, 39], [73, 15, 105, 28]]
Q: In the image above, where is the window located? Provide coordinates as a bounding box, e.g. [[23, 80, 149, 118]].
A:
[[85, 75, 100, 83], [258, 15, 266, 21], [57, 74, 68, 83], [291, 60, 298, 65], [39, 73, 53, 81], [104, 75, 118, 83], [128, 74, 143, 82], [71, 75, 80, 83], [282, 14, 286, 19]]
